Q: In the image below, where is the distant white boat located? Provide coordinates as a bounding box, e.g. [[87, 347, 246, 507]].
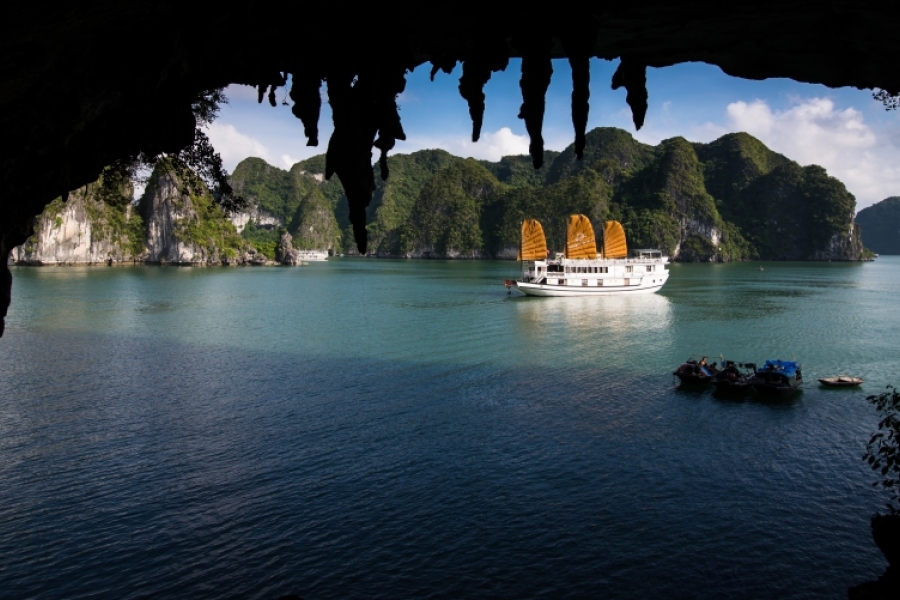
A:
[[294, 250, 328, 262], [510, 216, 670, 297]]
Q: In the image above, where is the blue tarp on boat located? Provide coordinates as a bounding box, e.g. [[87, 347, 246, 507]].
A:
[[759, 359, 800, 377]]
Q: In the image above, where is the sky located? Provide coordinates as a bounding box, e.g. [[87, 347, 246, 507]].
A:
[[205, 59, 900, 212]]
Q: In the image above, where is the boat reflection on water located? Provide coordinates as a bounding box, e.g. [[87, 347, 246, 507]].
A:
[[512, 294, 673, 369]]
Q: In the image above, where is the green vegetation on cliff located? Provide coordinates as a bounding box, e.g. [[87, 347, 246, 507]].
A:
[[480, 153, 559, 187], [288, 187, 342, 250], [367, 150, 459, 253], [173, 192, 245, 259], [240, 221, 278, 259], [229, 158, 297, 221], [856, 197, 900, 254], [402, 159, 502, 256]]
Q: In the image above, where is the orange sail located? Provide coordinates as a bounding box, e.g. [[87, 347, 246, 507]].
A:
[[518, 219, 548, 261], [564, 214, 597, 259], [602, 220, 628, 259]]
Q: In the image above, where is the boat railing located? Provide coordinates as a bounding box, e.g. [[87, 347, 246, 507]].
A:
[[538, 257, 667, 266]]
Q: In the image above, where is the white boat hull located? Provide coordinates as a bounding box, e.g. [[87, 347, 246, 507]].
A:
[[295, 251, 329, 262], [514, 251, 670, 297], [515, 280, 666, 296]]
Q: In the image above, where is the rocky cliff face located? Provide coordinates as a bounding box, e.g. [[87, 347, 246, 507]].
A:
[[140, 170, 200, 263], [13, 167, 275, 266], [138, 166, 254, 265], [230, 205, 282, 234], [13, 186, 142, 265]]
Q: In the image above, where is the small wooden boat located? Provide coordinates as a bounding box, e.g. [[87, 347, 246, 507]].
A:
[[750, 359, 802, 396], [673, 356, 718, 385], [818, 376, 863, 387], [711, 360, 755, 394]]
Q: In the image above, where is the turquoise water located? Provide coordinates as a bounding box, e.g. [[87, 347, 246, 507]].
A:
[[2, 257, 899, 598]]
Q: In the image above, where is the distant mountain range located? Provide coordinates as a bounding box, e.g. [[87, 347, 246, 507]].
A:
[[13, 127, 872, 265], [231, 127, 866, 261], [856, 197, 900, 254]]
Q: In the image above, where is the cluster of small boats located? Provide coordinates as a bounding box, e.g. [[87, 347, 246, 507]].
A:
[[673, 357, 862, 396]]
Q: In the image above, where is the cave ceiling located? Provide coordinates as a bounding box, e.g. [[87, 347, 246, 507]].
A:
[[1, 1, 899, 334]]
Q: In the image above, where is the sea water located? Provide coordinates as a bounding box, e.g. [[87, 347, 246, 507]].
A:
[[2, 258, 899, 598]]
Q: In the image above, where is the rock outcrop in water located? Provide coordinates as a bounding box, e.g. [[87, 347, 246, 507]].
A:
[[13, 165, 272, 266], [12, 183, 143, 265], [138, 165, 257, 265]]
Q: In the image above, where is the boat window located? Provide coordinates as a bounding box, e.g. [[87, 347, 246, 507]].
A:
[[626, 266, 633, 273], [624, 278, 630, 285], [582, 279, 588, 286], [646, 265, 653, 272], [598, 279, 604, 286], [600, 267, 608, 273]]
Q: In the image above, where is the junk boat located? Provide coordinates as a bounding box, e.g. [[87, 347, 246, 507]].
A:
[[510, 216, 670, 297], [673, 356, 718, 385], [711, 360, 756, 394], [818, 375, 863, 387], [750, 359, 803, 396]]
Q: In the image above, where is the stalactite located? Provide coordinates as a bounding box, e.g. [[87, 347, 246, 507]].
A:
[[324, 52, 410, 254], [611, 58, 648, 130], [373, 65, 408, 181], [458, 59, 491, 143], [325, 66, 372, 254], [289, 69, 323, 146], [255, 74, 286, 106], [324, 67, 356, 178], [560, 26, 598, 160], [458, 39, 509, 142], [513, 35, 553, 169], [429, 53, 457, 81]]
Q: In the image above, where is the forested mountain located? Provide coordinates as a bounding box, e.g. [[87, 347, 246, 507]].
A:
[[856, 197, 900, 254], [229, 127, 864, 261], [16, 127, 866, 264]]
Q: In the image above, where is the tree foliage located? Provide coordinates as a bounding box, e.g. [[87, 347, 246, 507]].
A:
[[865, 386, 900, 515], [874, 89, 900, 111], [240, 220, 279, 259], [98, 89, 244, 213]]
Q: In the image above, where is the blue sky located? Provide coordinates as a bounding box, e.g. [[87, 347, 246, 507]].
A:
[[207, 59, 900, 212]]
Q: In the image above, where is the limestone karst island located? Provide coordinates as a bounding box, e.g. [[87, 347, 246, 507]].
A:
[[12, 128, 874, 266]]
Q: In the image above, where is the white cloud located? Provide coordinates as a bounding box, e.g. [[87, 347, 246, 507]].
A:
[[722, 97, 900, 209], [442, 127, 532, 160], [224, 84, 263, 103], [280, 154, 299, 169], [204, 122, 276, 171]]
